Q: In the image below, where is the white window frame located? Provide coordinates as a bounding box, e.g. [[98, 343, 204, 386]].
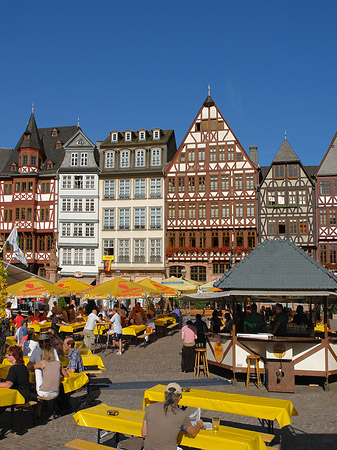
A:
[[85, 248, 95, 265], [119, 208, 130, 229], [134, 239, 145, 262], [111, 133, 118, 142], [73, 223, 83, 237], [73, 199, 83, 212], [62, 176, 72, 189], [151, 148, 161, 166], [150, 239, 161, 263], [118, 239, 130, 262], [74, 176, 83, 189], [150, 207, 161, 229], [85, 176, 95, 189], [80, 153, 88, 166], [74, 248, 83, 265], [120, 151, 130, 168], [85, 223, 95, 237], [135, 150, 145, 167], [85, 199, 95, 212], [62, 248, 72, 265], [125, 132, 131, 142], [134, 179, 146, 198], [105, 152, 114, 168], [104, 180, 115, 199], [71, 153, 78, 166], [62, 199, 71, 212], [103, 239, 114, 257], [61, 223, 71, 236], [150, 178, 161, 198], [139, 131, 146, 141], [134, 208, 146, 229], [119, 179, 130, 199], [153, 129, 160, 140], [103, 209, 114, 230]]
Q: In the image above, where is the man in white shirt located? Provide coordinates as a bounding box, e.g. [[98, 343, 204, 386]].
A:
[[109, 305, 123, 355], [83, 309, 103, 350], [27, 333, 59, 370]]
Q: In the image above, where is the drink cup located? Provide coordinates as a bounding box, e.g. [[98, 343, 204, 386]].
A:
[[212, 416, 220, 433]]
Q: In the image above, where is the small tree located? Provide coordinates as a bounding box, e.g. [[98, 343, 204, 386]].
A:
[[0, 261, 8, 363]]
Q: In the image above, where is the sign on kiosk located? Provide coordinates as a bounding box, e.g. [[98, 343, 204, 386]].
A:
[[103, 255, 114, 271]]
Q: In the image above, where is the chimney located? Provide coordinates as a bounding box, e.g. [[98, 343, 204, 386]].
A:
[[249, 146, 258, 165]]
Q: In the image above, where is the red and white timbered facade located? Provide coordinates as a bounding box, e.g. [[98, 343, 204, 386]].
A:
[[165, 94, 259, 282]]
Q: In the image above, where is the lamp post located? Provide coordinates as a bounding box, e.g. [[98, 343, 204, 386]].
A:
[[181, 267, 186, 278], [115, 269, 121, 278]]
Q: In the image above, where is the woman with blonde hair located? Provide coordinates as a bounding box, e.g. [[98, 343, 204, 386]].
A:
[[34, 345, 68, 399]]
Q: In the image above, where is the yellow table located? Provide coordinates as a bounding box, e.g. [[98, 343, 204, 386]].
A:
[[143, 384, 298, 429], [0, 363, 35, 384], [154, 316, 176, 327], [62, 372, 89, 394], [94, 322, 110, 336], [29, 322, 52, 333], [60, 355, 105, 370], [64, 348, 92, 356], [73, 403, 267, 450], [0, 388, 25, 407], [122, 325, 146, 337], [59, 321, 86, 333], [6, 336, 17, 346]]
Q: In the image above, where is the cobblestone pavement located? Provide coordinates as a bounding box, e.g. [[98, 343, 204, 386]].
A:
[[1, 331, 337, 449]]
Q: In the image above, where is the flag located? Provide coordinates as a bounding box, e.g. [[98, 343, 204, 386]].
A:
[[6, 226, 28, 267]]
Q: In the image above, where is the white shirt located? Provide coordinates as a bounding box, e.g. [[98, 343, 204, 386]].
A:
[[5, 308, 11, 319], [23, 340, 39, 357], [29, 346, 59, 364], [110, 313, 122, 334], [84, 312, 99, 331]]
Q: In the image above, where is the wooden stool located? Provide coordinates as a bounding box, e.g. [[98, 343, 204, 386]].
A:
[[37, 395, 57, 419], [194, 348, 209, 377], [246, 355, 262, 388]]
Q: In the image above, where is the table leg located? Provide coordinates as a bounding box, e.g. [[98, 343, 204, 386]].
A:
[[97, 429, 101, 444]]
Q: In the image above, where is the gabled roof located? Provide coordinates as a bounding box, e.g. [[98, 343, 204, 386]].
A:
[[272, 139, 300, 164], [0, 148, 12, 172], [215, 239, 337, 292], [316, 132, 337, 177]]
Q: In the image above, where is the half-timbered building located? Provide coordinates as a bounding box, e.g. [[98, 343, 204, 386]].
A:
[[315, 132, 337, 267], [258, 137, 317, 257], [98, 128, 177, 282], [0, 109, 78, 278], [58, 129, 100, 283], [165, 93, 259, 282]]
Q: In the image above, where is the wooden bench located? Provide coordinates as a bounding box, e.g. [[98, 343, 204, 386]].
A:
[[166, 322, 179, 335], [137, 330, 155, 347], [65, 439, 116, 450], [259, 432, 275, 445], [9, 400, 38, 431]]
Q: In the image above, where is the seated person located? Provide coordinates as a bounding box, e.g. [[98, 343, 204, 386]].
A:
[[51, 312, 67, 338], [14, 310, 25, 329], [68, 304, 76, 323], [38, 310, 48, 322], [222, 312, 233, 333], [15, 320, 28, 344], [141, 383, 203, 449], [22, 329, 39, 356], [0, 345, 30, 402], [32, 310, 41, 324], [63, 338, 84, 373], [27, 333, 60, 371], [145, 313, 156, 343]]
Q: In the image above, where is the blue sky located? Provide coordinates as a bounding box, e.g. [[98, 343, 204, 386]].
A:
[[1, 0, 337, 167]]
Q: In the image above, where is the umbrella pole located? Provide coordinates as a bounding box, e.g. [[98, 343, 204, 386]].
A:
[[188, 301, 191, 321]]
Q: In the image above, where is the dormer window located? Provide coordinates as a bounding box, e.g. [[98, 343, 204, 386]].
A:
[[125, 132, 132, 142], [111, 132, 118, 142], [22, 155, 28, 165], [23, 133, 30, 141], [46, 160, 53, 169], [51, 128, 58, 137], [31, 155, 37, 166], [55, 140, 62, 149], [153, 129, 160, 140], [139, 131, 146, 141], [10, 163, 17, 172]]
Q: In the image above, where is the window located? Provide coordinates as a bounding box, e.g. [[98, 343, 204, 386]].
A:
[[150, 239, 161, 263], [188, 232, 196, 247], [85, 223, 95, 237], [150, 208, 161, 229], [178, 178, 185, 192], [41, 182, 50, 193], [330, 209, 336, 225], [85, 176, 95, 189], [268, 219, 276, 234], [73, 223, 83, 237], [228, 146, 234, 161], [119, 209, 130, 229], [103, 239, 114, 256], [235, 175, 243, 190], [27, 208, 32, 220], [199, 204, 206, 218], [22, 155, 28, 165], [222, 231, 230, 247], [62, 249, 72, 265], [71, 153, 78, 166], [62, 223, 71, 236], [103, 209, 114, 230], [134, 179, 146, 198], [320, 245, 327, 263], [136, 150, 145, 167], [169, 266, 183, 277], [188, 204, 196, 219], [74, 176, 83, 189], [104, 180, 115, 199], [26, 234, 33, 251], [111, 132, 118, 142], [289, 219, 297, 234], [153, 130, 160, 139], [38, 236, 45, 252], [213, 263, 226, 274], [299, 219, 307, 234], [119, 180, 130, 199], [168, 178, 175, 192], [28, 181, 33, 192], [188, 150, 195, 162], [211, 231, 219, 247], [55, 140, 62, 149], [246, 174, 254, 190], [211, 203, 219, 218], [288, 191, 297, 205], [191, 266, 206, 282], [4, 183, 12, 194], [150, 178, 161, 198], [74, 249, 83, 265], [80, 153, 88, 166], [139, 131, 146, 140], [73, 199, 83, 212], [221, 175, 229, 191], [134, 208, 146, 229], [298, 191, 306, 205], [188, 177, 195, 192], [62, 199, 71, 211], [236, 231, 244, 247], [274, 165, 285, 178], [198, 176, 205, 192], [85, 199, 94, 212], [278, 220, 286, 234], [288, 164, 298, 178], [219, 147, 225, 161], [178, 205, 185, 219], [15, 208, 19, 221], [236, 203, 243, 218], [105, 152, 114, 168], [178, 232, 185, 247], [21, 208, 26, 220], [31, 156, 36, 166], [210, 148, 216, 162], [168, 205, 175, 219], [278, 191, 285, 205], [51, 128, 58, 137], [198, 149, 205, 161], [86, 249, 95, 265], [222, 203, 230, 218], [120, 151, 130, 168], [21, 182, 26, 192], [168, 232, 176, 247], [62, 176, 72, 189], [268, 191, 276, 206], [248, 231, 256, 247], [151, 148, 161, 166], [180, 152, 185, 162], [247, 202, 255, 217], [331, 245, 337, 263], [134, 239, 145, 263], [118, 239, 130, 262], [125, 132, 132, 141], [210, 176, 218, 191], [15, 182, 20, 193], [199, 231, 206, 247], [320, 209, 327, 226], [236, 152, 242, 161], [335, 180, 337, 195]]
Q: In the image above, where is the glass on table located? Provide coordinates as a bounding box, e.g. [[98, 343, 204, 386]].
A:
[[212, 416, 220, 433]]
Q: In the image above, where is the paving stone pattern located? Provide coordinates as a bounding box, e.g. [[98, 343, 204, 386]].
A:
[[1, 331, 336, 449]]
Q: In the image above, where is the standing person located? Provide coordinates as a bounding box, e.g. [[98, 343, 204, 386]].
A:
[[223, 312, 234, 333], [244, 303, 265, 334], [14, 310, 24, 329], [51, 311, 67, 339], [63, 338, 84, 373], [83, 309, 103, 350], [0, 345, 30, 402], [171, 304, 181, 328], [15, 319, 28, 344], [181, 320, 197, 372], [4, 302, 13, 336], [210, 310, 222, 334], [52, 301, 61, 317], [141, 383, 203, 450], [22, 329, 39, 357], [293, 305, 308, 326], [273, 303, 288, 336], [110, 305, 123, 355], [193, 314, 208, 347], [145, 313, 156, 344]]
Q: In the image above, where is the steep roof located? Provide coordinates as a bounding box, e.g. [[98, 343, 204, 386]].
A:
[[215, 239, 337, 292], [0, 148, 13, 172], [21, 112, 42, 151], [272, 139, 300, 164], [316, 132, 337, 177]]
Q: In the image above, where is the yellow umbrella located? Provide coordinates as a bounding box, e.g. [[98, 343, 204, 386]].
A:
[[7, 277, 68, 297], [136, 278, 176, 296], [160, 276, 197, 293], [199, 280, 222, 292], [55, 278, 91, 296], [80, 277, 157, 299]]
